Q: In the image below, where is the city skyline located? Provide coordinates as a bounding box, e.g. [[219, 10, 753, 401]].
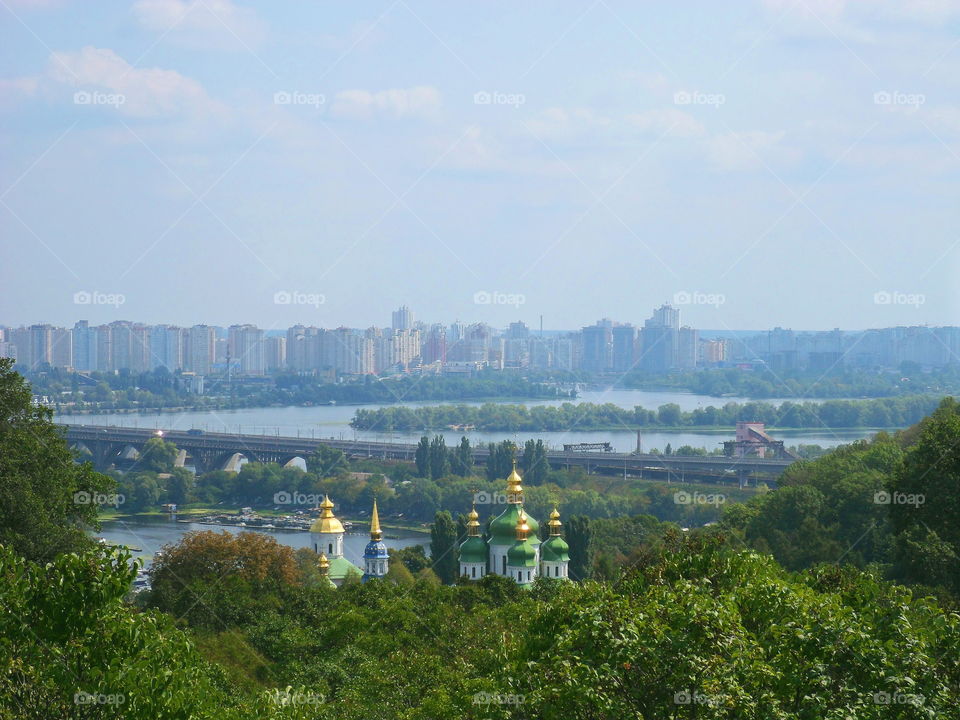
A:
[[6, 303, 958, 376], [3, 2, 960, 330]]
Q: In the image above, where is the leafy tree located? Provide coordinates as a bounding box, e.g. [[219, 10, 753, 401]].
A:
[[452, 436, 472, 476], [166, 467, 195, 505], [138, 436, 178, 473], [429, 435, 449, 479], [0, 358, 113, 562], [566, 514, 592, 581], [415, 436, 430, 477], [306, 444, 347, 477], [429, 511, 458, 584], [148, 530, 301, 629]]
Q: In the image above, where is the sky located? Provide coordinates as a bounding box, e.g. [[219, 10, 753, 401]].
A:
[[1, 0, 959, 333]]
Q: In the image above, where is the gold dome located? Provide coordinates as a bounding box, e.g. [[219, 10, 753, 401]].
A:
[[310, 495, 345, 534], [548, 507, 563, 536], [506, 459, 523, 504], [317, 552, 330, 575], [466, 503, 481, 537], [514, 513, 531, 541]]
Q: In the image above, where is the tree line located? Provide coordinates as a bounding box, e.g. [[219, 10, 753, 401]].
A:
[[351, 395, 941, 432]]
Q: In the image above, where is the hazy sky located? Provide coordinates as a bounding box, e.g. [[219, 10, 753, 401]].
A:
[[2, 0, 959, 332]]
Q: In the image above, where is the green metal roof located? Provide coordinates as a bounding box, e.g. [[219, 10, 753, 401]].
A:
[[458, 535, 487, 564], [541, 535, 570, 562], [489, 504, 540, 544], [327, 556, 363, 580], [507, 537, 538, 568]]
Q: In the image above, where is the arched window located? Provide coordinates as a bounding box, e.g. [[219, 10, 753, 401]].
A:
[[502, 556, 506, 574], [471, 567, 476, 578], [328, 543, 333, 554]]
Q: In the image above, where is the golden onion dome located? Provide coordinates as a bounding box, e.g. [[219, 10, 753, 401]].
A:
[[514, 513, 531, 541], [310, 495, 345, 534], [548, 507, 563, 536], [317, 552, 330, 574], [505, 459, 523, 503], [466, 503, 481, 537]]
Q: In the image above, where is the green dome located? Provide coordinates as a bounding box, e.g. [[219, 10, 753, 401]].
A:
[[541, 535, 569, 562], [459, 536, 487, 564], [507, 538, 538, 568], [489, 504, 540, 544]]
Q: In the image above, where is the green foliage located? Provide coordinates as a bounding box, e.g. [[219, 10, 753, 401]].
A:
[[429, 511, 459, 585], [351, 395, 941, 432], [0, 358, 114, 562], [138, 437, 178, 473]]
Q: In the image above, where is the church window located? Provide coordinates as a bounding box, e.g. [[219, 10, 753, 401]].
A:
[[471, 567, 476, 578]]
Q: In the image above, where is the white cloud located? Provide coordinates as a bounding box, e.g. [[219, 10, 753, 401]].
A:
[[706, 130, 800, 171], [48, 46, 224, 118], [331, 86, 441, 120], [627, 108, 704, 138], [132, 0, 264, 47]]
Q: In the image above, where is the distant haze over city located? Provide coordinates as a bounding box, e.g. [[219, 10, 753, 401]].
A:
[[2, 2, 959, 329]]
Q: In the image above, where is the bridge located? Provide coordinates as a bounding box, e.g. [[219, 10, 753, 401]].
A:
[[59, 424, 798, 486]]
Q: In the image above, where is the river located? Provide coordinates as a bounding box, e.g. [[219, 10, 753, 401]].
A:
[[57, 388, 867, 453], [97, 515, 428, 568]]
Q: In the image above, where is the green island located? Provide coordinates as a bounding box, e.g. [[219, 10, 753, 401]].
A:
[[351, 395, 942, 432]]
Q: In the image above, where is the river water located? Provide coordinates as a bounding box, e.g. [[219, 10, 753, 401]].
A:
[[58, 388, 867, 453], [97, 515, 428, 568]]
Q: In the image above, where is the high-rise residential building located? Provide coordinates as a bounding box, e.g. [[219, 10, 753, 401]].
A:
[[391, 305, 414, 331], [150, 325, 184, 371], [7, 327, 30, 368], [678, 327, 699, 369], [699, 338, 726, 365], [331, 327, 372, 375], [130, 324, 151, 372], [51, 327, 73, 369], [391, 328, 421, 370], [421, 324, 447, 365], [72, 321, 97, 371], [185, 325, 216, 375], [640, 306, 680, 372], [95, 325, 112, 371], [581, 320, 614, 373], [650, 304, 681, 330], [228, 324, 265, 376], [611, 324, 638, 373], [264, 336, 286, 372], [29, 324, 53, 368], [108, 321, 133, 372]]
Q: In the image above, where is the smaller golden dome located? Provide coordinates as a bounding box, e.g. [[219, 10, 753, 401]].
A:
[[506, 459, 523, 504], [548, 507, 563, 536], [466, 502, 481, 537], [514, 512, 531, 541], [318, 552, 330, 574], [310, 495, 345, 534]]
